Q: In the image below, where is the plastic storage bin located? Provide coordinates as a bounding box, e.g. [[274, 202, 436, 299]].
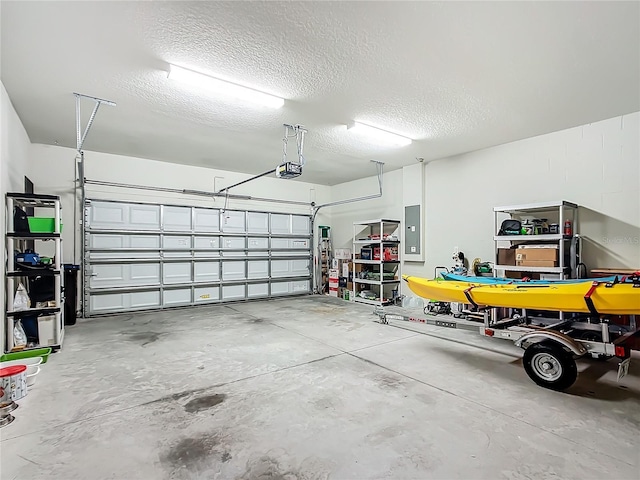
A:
[[27, 217, 63, 233]]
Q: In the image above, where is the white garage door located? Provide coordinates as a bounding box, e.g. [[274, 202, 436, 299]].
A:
[[84, 200, 311, 315]]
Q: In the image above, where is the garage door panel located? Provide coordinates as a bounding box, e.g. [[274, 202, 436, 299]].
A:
[[194, 262, 220, 282], [89, 234, 161, 259], [163, 206, 192, 231], [89, 234, 125, 249], [290, 259, 310, 277], [195, 286, 219, 303], [90, 263, 160, 289], [292, 215, 310, 235], [163, 236, 191, 249], [222, 284, 245, 300], [194, 236, 220, 258], [87, 250, 160, 260], [221, 211, 245, 232], [271, 281, 290, 295], [163, 262, 192, 284], [86, 200, 310, 315], [271, 260, 290, 278], [272, 238, 309, 255], [88, 201, 126, 229], [90, 264, 125, 288], [90, 251, 160, 260], [270, 214, 290, 234], [221, 237, 245, 256], [129, 205, 161, 230], [194, 208, 220, 232], [292, 280, 310, 293], [248, 283, 269, 298], [248, 237, 269, 249], [163, 288, 192, 306], [271, 280, 310, 295], [247, 212, 269, 233], [130, 263, 162, 284], [247, 260, 269, 279], [130, 235, 161, 249], [248, 237, 268, 257], [222, 261, 245, 281], [90, 290, 161, 313], [89, 201, 162, 231], [194, 236, 219, 250]]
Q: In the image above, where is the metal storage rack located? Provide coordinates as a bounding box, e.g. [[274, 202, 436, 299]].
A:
[[352, 219, 401, 306], [316, 226, 332, 294], [5, 193, 64, 352], [494, 201, 579, 279]]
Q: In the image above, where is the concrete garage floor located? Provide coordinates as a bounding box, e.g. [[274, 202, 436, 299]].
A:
[[1, 296, 639, 479]]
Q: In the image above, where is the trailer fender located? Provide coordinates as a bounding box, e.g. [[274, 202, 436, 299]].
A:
[[515, 331, 588, 357]]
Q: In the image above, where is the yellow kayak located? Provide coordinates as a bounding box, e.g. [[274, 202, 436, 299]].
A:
[[403, 275, 640, 315]]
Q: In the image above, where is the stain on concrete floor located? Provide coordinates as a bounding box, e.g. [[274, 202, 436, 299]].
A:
[[184, 393, 226, 413], [162, 433, 230, 475], [122, 331, 166, 346], [238, 455, 298, 480]]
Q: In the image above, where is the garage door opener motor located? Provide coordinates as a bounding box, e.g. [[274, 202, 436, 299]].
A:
[[276, 124, 307, 179]]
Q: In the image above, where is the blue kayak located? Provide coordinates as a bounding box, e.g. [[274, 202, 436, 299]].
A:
[[441, 272, 622, 285]]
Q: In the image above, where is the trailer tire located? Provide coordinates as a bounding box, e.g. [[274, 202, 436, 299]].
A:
[[523, 342, 577, 391]]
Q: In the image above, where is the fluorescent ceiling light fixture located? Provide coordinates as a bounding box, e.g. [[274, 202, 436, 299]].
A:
[[347, 122, 412, 147], [168, 64, 285, 109]]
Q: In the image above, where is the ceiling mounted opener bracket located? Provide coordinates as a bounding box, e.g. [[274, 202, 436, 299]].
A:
[[74, 92, 116, 153]]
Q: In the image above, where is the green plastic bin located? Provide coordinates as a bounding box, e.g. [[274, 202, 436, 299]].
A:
[[0, 347, 52, 364], [27, 217, 63, 233]]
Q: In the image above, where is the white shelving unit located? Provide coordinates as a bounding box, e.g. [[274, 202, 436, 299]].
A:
[[352, 219, 401, 306], [494, 200, 579, 280], [5, 193, 64, 352]]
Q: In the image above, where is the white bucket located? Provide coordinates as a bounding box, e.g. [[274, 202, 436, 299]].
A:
[[0, 365, 28, 404]]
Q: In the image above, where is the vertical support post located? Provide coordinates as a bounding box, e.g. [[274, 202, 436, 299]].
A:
[[80, 152, 87, 318], [6, 197, 15, 353], [75, 94, 82, 151]]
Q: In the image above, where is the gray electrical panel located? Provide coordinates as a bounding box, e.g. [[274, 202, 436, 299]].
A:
[[405, 205, 421, 255]]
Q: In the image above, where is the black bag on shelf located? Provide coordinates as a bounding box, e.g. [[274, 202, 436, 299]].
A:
[[498, 219, 522, 235], [28, 275, 55, 304], [14, 206, 30, 233]]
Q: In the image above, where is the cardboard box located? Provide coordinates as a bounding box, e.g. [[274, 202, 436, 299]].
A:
[[360, 248, 373, 260], [347, 262, 365, 282], [334, 248, 352, 260], [515, 247, 558, 262], [497, 248, 516, 266]]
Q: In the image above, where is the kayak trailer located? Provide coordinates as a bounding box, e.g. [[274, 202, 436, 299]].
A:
[[373, 304, 638, 391]]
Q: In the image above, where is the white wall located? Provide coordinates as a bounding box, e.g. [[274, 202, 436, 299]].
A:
[[28, 144, 332, 262], [328, 169, 403, 251], [330, 112, 640, 294], [1, 81, 32, 350]]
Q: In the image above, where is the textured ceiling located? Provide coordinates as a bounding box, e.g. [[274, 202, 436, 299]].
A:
[[1, 1, 639, 185]]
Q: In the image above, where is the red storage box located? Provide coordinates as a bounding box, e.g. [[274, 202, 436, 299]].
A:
[[373, 246, 399, 261]]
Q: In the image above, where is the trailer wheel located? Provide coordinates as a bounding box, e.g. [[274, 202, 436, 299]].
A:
[[522, 343, 577, 391]]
